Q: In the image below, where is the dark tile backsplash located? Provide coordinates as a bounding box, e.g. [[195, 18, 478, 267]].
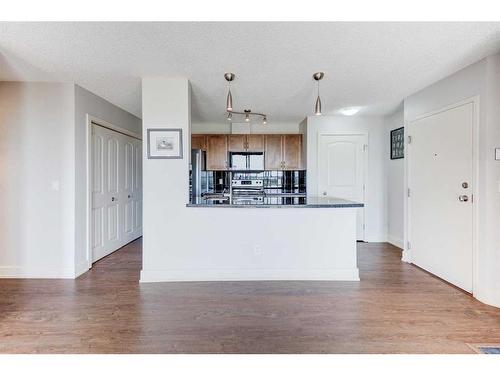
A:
[[194, 170, 306, 194]]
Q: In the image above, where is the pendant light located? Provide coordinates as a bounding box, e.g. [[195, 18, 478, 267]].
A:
[[224, 73, 235, 111], [224, 73, 268, 124], [313, 72, 324, 116]]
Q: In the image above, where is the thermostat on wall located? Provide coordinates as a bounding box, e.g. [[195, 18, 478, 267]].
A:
[[496, 148, 500, 160]]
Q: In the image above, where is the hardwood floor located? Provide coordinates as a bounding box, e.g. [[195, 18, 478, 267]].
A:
[[1, 239, 500, 353]]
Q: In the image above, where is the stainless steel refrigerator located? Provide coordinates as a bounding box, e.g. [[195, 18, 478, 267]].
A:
[[191, 149, 206, 199]]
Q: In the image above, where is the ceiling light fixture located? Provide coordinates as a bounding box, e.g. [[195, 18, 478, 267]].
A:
[[313, 72, 324, 116], [339, 107, 361, 116], [224, 73, 268, 124]]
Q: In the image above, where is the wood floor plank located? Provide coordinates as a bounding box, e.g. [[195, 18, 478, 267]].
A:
[[0, 239, 499, 353]]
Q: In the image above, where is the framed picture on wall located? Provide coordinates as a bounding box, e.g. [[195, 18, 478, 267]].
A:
[[147, 128, 183, 159], [390, 127, 404, 159]]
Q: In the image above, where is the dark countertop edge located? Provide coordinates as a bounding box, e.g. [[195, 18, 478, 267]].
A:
[[186, 203, 364, 208]]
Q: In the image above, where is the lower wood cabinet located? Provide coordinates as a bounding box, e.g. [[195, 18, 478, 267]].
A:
[[206, 135, 228, 170]]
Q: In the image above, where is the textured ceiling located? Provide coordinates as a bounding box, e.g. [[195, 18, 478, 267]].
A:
[[1, 22, 500, 122]]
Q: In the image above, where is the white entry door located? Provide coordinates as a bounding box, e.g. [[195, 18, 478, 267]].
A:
[[318, 134, 367, 240], [91, 123, 142, 263], [408, 102, 473, 292]]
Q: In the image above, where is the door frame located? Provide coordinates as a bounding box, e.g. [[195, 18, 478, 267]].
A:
[[405, 96, 479, 294], [317, 131, 369, 242], [85, 115, 142, 270]]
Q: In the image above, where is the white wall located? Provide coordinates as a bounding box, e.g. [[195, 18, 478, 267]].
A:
[[191, 121, 299, 134], [141, 77, 359, 282], [385, 107, 404, 248], [404, 54, 500, 307], [74, 85, 141, 275], [0, 82, 141, 278], [0, 82, 76, 277], [304, 115, 388, 242]]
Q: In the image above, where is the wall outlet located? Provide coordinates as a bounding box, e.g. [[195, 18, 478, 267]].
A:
[[253, 244, 263, 255]]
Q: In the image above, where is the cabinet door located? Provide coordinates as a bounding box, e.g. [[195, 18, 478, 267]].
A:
[[283, 134, 302, 170], [246, 134, 265, 152], [206, 135, 228, 170], [228, 134, 247, 152], [191, 134, 206, 150], [264, 135, 283, 170]]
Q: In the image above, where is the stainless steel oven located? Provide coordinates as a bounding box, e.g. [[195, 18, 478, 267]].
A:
[[231, 178, 264, 204]]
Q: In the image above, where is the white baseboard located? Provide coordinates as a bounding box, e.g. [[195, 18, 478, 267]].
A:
[[74, 260, 90, 278], [0, 265, 76, 279], [140, 267, 360, 283], [387, 235, 404, 249]]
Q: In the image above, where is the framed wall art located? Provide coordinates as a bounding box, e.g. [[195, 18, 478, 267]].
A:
[[147, 128, 183, 159], [390, 126, 404, 160]]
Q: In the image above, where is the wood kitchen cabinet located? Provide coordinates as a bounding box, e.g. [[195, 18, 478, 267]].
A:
[[246, 134, 264, 152], [264, 134, 284, 170], [206, 135, 228, 170], [264, 134, 302, 170], [282, 134, 302, 170], [228, 134, 246, 152], [191, 134, 207, 150], [228, 134, 264, 152]]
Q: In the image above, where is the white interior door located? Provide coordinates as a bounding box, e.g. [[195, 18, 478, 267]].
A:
[[409, 102, 473, 292], [318, 134, 367, 240], [91, 123, 142, 263]]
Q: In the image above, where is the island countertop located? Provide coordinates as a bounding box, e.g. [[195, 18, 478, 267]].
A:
[[186, 196, 364, 208]]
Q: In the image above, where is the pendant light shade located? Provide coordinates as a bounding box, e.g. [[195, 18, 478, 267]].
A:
[[313, 72, 324, 116], [226, 89, 233, 111], [315, 95, 322, 116]]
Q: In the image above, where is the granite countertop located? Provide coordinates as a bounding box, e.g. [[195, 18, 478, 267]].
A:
[[186, 196, 364, 208]]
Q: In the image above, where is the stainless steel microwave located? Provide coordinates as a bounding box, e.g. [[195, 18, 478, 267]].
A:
[[230, 152, 264, 171]]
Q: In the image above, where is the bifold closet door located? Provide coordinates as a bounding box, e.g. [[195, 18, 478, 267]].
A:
[[91, 124, 142, 263]]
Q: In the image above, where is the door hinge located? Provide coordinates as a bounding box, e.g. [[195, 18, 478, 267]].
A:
[[407, 188, 411, 197], [471, 194, 474, 203], [363, 144, 368, 151], [408, 135, 412, 144], [407, 241, 411, 250]]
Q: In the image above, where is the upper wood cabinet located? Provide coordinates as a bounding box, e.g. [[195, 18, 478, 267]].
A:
[[228, 134, 265, 152], [191, 134, 207, 151], [206, 135, 228, 170], [282, 134, 302, 170], [264, 135, 284, 170], [228, 135, 246, 152], [246, 134, 264, 152], [264, 134, 303, 170], [192, 133, 303, 171]]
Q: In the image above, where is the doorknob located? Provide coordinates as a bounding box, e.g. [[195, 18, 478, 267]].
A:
[[128, 194, 131, 199], [323, 191, 327, 196], [459, 195, 469, 202], [111, 197, 115, 202]]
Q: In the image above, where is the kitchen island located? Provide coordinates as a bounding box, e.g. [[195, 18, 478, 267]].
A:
[[141, 195, 363, 282]]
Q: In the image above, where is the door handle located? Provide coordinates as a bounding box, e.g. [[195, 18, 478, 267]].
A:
[[323, 191, 327, 196], [111, 197, 116, 202], [128, 194, 131, 199], [459, 195, 469, 202]]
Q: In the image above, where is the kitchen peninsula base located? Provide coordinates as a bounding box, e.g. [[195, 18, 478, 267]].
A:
[[140, 204, 361, 282]]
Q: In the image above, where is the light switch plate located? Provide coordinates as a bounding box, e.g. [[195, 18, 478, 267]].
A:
[[496, 148, 500, 160]]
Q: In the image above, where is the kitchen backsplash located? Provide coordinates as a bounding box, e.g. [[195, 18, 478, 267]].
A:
[[195, 170, 306, 194]]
